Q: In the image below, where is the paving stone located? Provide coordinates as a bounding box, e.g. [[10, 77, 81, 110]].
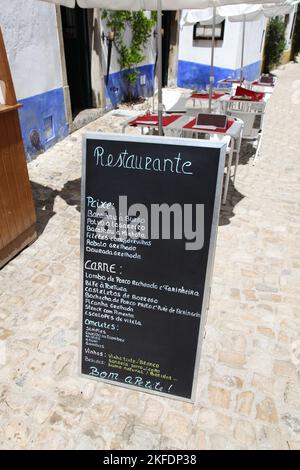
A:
[[140, 398, 165, 427], [126, 425, 161, 450], [256, 397, 279, 424], [208, 384, 231, 409], [284, 382, 300, 411], [287, 440, 300, 450], [235, 391, 254, 416], [219, 351, 246, 369], [197, 408, 232, 434], [233, 420, 256, 447], [5, 421, 30, 449], [33, 398, 56, 424], [274, 360, 297, 379], [281, 413, 300, 434], [251, 373, 274, 394], [53, 352, 74, 376], [256, 425, 289, 450], [162, 412, 191, 441]]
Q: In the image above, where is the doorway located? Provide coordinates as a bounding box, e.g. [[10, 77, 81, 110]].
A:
[[162, 11, 179, 88], [61, 5, 93, 118]]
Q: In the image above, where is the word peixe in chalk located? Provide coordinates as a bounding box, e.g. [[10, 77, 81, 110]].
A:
[[91, 195, 204, 251], [94, 146, 193, 175]]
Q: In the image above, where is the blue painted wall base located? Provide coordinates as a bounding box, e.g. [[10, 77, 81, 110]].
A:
[[104, 63, 155, 109], [18, 87, 68, 161], [177, 60, 262, 90]]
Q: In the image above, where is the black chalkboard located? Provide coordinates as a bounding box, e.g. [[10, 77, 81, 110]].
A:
[[80, 133, 225, 401]]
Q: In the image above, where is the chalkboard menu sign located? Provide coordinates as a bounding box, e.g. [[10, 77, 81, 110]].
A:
[[80, 133, 225, 401]]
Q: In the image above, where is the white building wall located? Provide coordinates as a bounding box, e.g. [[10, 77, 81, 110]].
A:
[[0, 0, 63, 100], [178, 10, 265, 88], [179, 11, 265, 70], [179, 15, 241, 70], [235, 15, 267, 70]]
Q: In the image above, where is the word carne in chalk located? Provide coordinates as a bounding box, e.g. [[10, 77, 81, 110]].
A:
[[84, 260, 116, 273]]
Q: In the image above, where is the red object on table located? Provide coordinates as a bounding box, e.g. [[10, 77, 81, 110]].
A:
[[191, 92, 225, 100], [232, 86, 265, 102], [182, 117, 235, 133], [128, 114, 180, 127], [220, 79, 241, 84], [252, 80, 274, 87]]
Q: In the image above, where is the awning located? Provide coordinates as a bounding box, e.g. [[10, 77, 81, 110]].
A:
[[182, 1, 298, 25], [40, 0, 287, 10]]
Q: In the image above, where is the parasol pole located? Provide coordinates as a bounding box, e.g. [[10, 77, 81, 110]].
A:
[[240, 15, 246, 84], [208, 6, 216, 113], [157, 0, 163, 135]]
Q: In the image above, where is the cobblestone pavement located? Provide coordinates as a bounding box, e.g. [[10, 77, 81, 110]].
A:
[[1, 62, 300, 450]]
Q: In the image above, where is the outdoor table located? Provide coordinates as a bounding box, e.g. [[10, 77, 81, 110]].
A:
[[250, 80, 274, 97], [251, 80, 274, 88], [234, 86, 265, 100], [225, 87, 266, 110], [217, 79, 243, 93], [225, 87, 266, 164], [186, 92, 231, 115], [229, 94, 266, 105], [122, 113, 183, 134], [181, 117, 243, 204], [230, 94, 265, 102], [123, 113, 243, 204], [218, 79, 242, 85]]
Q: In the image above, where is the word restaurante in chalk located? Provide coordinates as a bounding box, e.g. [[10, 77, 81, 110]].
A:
[[93, 146, 193, 175]]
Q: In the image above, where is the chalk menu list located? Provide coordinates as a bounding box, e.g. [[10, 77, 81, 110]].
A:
[[80, 134, 224, 400]]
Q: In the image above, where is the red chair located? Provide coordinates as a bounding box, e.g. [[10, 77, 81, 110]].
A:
[[234, 86, 264, 102]]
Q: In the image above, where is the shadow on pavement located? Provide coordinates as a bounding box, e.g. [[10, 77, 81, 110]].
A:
[[59, 178, 81, 212], [30, 178, 81, 238], [30, 181, 59, 237], [218, 140, 254, 224], [219, 179, 245, 226], [238, 141, 256, 165]]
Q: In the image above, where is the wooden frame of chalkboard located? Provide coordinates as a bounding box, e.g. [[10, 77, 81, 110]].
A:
[[80, 132, 226, 402]]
